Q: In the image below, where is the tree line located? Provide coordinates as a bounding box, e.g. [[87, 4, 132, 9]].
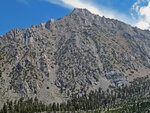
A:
[[1, 76, 150, 113]]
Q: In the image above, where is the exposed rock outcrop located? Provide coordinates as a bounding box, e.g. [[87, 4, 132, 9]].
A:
[[0, 8, 150, 107]]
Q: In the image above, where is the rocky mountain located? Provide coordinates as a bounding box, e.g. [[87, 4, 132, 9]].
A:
[[0, 8, 150, 107]]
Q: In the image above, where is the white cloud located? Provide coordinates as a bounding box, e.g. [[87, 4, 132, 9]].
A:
[[61, 0, 103, 15], [45, 0, 103, 15], [45, 0, 131, 24], [131, 0, 150, 30], [45, 0, 150, 30], [140, 2, 150, 22], [136, 21, 150, 29], [44, 0, 63, 6]]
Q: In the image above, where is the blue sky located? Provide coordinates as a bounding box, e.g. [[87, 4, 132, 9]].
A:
[[0, 0, 150, 35]]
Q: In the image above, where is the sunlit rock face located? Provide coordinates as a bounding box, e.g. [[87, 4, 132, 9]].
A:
[[0, 8, 150, 107]]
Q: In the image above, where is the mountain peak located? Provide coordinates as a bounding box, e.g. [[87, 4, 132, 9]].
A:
[[72, 8, 90, 13], [45, 8, 95, 30], [71, 8, 93, 16]]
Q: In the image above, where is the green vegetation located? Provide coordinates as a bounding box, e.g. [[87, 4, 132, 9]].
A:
[[1, 76, 150, 113]]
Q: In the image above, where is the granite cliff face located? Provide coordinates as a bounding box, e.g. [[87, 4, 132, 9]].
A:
[[0, 8, 150, 106]]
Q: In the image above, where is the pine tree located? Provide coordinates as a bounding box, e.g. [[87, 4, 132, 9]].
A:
[[3, 103, 8, 113], [52, 102, 56, 111]]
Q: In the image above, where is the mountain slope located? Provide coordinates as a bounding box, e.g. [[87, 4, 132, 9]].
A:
[[0, 8, 150, 107]]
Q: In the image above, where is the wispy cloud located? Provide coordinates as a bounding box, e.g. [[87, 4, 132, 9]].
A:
[[131, 0, 150, 29], [45, 0, 150, 30], [45, 0, 131, 25]]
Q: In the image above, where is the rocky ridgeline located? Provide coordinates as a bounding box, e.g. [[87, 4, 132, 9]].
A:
[[0, 8, 150, 107]]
